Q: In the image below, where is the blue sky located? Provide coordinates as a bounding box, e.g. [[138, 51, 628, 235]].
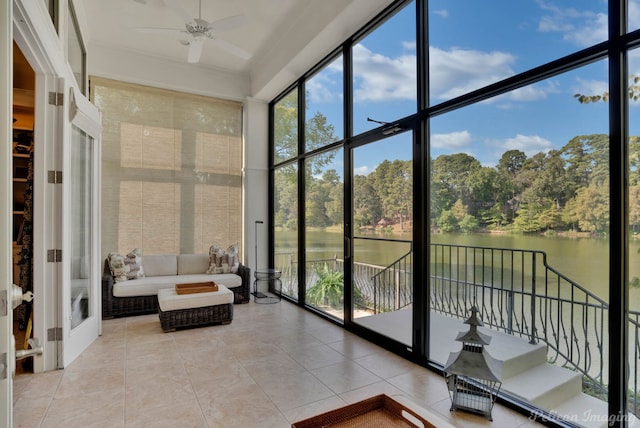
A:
[[304, 0, 640, 176]]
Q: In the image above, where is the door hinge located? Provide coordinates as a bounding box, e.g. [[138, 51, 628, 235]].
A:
[[48, 91, 64, 106], [0, 290, 6, 317], [48, 170, 63, 184], [47, 249, 62, 263], [0, 352, 6, 380], [48, 327, 63, 342]]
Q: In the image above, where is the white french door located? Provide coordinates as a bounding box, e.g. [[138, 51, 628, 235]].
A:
[[1, 0, 13, 424], [61, 86, 101, 366]]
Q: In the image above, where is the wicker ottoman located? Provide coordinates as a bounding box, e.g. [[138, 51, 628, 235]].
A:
[[157, 285, 234, 332]]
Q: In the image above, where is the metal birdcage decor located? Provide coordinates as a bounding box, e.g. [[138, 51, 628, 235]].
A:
[[444, 306, 502, 421]]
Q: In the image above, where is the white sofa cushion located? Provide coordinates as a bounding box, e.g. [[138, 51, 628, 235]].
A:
[[113, 273, 242, 297], [157, 286, 234, 312], [144, 255, 178, 277], [177, 254, 209, 275]]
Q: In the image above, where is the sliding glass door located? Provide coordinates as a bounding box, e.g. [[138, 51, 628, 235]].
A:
[[304, 148, 344, 319], [350, 132, 413, 346]]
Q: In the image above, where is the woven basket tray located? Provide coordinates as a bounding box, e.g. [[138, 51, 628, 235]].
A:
[[291, 395, 439, 428]]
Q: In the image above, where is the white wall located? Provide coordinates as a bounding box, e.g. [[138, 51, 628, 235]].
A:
[[243, 97, 269, 270], [87, 44, 250, 102]]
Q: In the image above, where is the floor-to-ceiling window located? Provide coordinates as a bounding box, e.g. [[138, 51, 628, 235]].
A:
[[274, 88, 299, 301], [273, 53, 346, 314], [270, 0, 636, 425]]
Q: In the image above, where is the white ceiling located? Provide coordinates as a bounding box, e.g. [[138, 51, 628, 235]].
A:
[[77, 0, 335, 73], [75, 0, 393, 100]]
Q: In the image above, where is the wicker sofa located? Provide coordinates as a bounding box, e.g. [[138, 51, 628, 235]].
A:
[[102, 253, 250, 319]]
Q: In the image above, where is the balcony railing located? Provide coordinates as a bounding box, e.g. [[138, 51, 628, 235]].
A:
[[275, 243, 640, 413], [427, 243, 609, 398]]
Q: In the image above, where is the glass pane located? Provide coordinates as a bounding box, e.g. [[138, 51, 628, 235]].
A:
[[274, 89, 298, 164], [351, 133, 413, 346], [275, 163, 299, 301], [628, 47, 640, 421], [428, 0, 608, 105], [46, 0, 57, 31], [353, 1, 416, 136], [67, 2, 85, 93], [70, 126, 93, 329], [305, 148, 344, 319], [430, 61, 610, 425], [305, 55, 343, 151], [630, 0, 640, 33]]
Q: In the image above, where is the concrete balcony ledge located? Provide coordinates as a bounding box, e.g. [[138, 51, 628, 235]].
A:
[[356, 309, 614, 427]]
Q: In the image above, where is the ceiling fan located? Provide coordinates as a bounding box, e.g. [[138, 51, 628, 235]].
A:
[[136, 0, 251, 63]]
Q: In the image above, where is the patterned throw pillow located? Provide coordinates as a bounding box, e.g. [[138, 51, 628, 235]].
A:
[[107, 252, 128, 283], [124, 248, 145, 280], [206, 244, 240, 274]]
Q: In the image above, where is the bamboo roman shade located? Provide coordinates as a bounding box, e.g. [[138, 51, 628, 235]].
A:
[[90, 77, 242, 258]]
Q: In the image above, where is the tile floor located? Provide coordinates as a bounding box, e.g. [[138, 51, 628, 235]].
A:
[[12, 301, 543, 427]]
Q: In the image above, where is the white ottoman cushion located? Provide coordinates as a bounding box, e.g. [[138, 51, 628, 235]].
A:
[[157, 285, 234, 312]]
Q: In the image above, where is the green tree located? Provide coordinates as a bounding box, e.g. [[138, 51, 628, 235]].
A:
[[274, 164, 298, 230], [273, 89, 338, 174], [273, 91, 299, 164], [305, 177, 330, 227], [431, 153, 482, 220], [573, 179, 610, 234], [459, 214, 480, 233], [451, 199, 468, 221], [437, 210, 458, 232], [370, 160, 412, 230], [353, 174, 381, 228], [629, 185, 640, 233], [496, 150, 526, 223], [323, 170, 343, 226], [497, 149, 527, 176], [517, 150, 570, 229], [468, 166, 501, 219], [512, 205, 543, 233]]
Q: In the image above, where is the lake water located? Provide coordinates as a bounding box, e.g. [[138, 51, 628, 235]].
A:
[[276, 230, 640, 310]]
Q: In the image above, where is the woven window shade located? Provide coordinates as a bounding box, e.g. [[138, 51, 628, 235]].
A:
[[90, 77, 242, 258]]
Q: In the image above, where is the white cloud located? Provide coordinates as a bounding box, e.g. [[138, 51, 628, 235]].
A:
[[306, 75, 337, 104], [352, 44, 417, 102], [629, 49, 640, 77], [429, 46, 516, 100], [536, 0, 607, 47], [491, 80, 559, 109], [402, 41, 416, 51], [433, 9, 448, 18], [509, 83, 553, 101], [353, 166, 371, 176], [502, 134, 554, 156], [431, 130, 473, 150]]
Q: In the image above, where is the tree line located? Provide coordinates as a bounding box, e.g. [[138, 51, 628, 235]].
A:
[[274, 87, 640, 235], [276, 133, 640, 235]]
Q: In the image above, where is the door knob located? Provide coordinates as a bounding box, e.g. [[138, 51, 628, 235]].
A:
[[11, 283, 34, 310], [15, 338, 43, 361]]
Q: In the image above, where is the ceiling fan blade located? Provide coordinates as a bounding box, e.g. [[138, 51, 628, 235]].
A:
[[187, 38, 204, 63], [136, 26, 184, 35], [211, 38, 251, 59], [207, 14, 247, 33], [163, 0, 194, 23]]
